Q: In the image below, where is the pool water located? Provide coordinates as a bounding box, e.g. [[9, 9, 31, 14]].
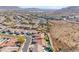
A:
[[0, 38, 6, 42]]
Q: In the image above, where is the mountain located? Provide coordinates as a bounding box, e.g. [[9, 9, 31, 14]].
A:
[[0, 6, 22, 10], [0, 6, 57, 12], [54, 6, 79, 14], [24, 8, 56, 12]]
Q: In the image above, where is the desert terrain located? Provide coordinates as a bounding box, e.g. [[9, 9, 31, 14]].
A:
[[49, 20, 79, 52]]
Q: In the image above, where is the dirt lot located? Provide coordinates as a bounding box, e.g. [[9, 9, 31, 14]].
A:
[[49, 20, 79, 52]]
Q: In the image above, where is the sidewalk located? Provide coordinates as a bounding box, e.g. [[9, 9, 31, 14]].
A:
[[47, 33, 54, 51]]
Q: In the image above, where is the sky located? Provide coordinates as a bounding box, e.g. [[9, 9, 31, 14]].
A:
[[20, 6, 68, 9]]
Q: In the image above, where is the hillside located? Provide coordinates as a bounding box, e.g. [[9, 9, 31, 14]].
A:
[[53, 6, 79, 15], [50, 20, 79, 52]]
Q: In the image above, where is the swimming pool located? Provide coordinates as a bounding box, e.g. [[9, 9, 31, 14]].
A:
[[0, 38, 7, 42]]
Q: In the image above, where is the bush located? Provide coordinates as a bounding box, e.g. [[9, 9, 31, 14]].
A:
[[44, 47, 53, 52], [0, 46, 3, 49], [44, 34, 49, 41], [17, 35, 26, 44]]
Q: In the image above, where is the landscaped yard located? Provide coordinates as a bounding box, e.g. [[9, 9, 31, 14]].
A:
[[44, 33, 53, 52]]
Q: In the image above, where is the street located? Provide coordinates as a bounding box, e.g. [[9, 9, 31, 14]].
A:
[[22, 35, 32, 52]]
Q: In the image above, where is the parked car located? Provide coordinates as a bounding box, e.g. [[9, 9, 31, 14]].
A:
[[29, 48, 33, 52]]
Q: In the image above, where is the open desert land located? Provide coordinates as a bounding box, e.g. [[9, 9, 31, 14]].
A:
[[49, 20, 79, 52]]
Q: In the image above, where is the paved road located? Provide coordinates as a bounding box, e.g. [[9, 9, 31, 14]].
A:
[[22, 35, 31, 52], [22, 33, 38, 52], [32, 44, 38, 52]]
